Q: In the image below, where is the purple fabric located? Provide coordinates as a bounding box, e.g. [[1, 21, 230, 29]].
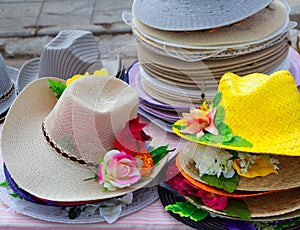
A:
[[3, 164, 58, 206], [289, 48, 300, 92]]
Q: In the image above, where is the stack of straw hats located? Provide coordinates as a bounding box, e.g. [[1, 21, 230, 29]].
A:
[[126, 0, 297, 132], [161, 70, 300, 229]]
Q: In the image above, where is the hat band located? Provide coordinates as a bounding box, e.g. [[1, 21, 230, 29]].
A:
[[41, 121, 97, 167], [0, 82, 15, 102]]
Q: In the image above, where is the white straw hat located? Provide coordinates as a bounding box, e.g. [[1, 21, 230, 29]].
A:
[[0, 54, 19, 120], [133, 0, 272, 31], [2, 76, 167, 202], [17, 30, 122, 92]]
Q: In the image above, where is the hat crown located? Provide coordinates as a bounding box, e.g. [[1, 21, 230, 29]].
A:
[[0, 54, 12, 94], [220, 70, 300, 154], [38, 30, 102, 80], [44, 76, 139, 164]]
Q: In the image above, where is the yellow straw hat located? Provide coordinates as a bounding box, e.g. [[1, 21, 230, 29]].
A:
[[173, 70, 300, 156]]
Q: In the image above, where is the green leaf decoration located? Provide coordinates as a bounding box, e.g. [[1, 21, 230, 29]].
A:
[[150, 145, 175, 167], [200, 173, 239, 193], [172, 124, 187, 130], [214, 106, 225, 128], [10, 192, 22, 199], [223, 199, 251, 220], [223, 136, 253, 147], [165, 201, 208, 222], [212, 92, 222, 107], [0, 180, 8, 187], [48, 79, 67, 99], [274, 216, 300, 230]]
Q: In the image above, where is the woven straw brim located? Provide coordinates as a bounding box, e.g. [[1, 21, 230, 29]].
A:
[[2, 77, 167, 202], [136, 40, 290, 89], [0, 66, 19, 116], [158, 185, 300, 230], [17, 56, 121, 92], [177, 144, 300, 192], [133, 25, 289, 60], [126, 61, 191, 112], [185, 188, 300, 219], [133, 0, 287, 48], [133, 0, 272, 31]]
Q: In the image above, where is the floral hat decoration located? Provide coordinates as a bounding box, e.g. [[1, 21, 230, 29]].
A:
[[2, 72, 172, 202], [173, 70, 300, 156], [172, 70, 300, 197]]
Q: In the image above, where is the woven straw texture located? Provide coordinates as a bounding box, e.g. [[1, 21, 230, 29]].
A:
[[133, 0, 287, 47], [174, 70, 300, 156], [0, 54, 18, 115], [185, 188, 300, 219], [0, 164, 160, 224], [133, 0, 272, 31], [158, 185, 300, 229], [2, 76, 167, 202], [179, 142, 300, 192], [17, 30, 121, 92]]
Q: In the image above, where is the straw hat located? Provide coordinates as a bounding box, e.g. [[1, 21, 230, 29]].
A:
[[133, 0, 288, 48], [173, 70, 300, 156], [2, 76, 167, 202], [17, 30, 123, 92], [0, 53, 19, 120], [178, 142, 300, 192], [132, 0, 272, 31]]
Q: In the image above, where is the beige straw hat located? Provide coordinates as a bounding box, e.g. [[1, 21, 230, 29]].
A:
[[2, 76, 167, 202], [178, 142, 300, 192], [186, 186, 300, 219]]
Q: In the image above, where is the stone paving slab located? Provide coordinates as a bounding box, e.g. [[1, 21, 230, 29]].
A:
[[0, 0, 299, 69]]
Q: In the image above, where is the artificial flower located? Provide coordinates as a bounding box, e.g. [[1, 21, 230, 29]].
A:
[[233, 153, 279, 178], [135, 152, 154, 176], [192, 145, 235, 178], [166, 172, 228, 211], [97, 150, 142, 191], [114, 117, 151, 156], [66, 68, 109, 86], [181, 107, 218, 137]]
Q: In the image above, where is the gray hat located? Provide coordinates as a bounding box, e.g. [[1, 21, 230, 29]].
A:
[[17, 30, 123, 92], [133, 0, 273, 31], [0, 54, 18, 120]]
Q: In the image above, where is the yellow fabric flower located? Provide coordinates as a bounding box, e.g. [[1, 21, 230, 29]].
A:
[[93, 68, 109, 76], [65, 68, 109, 86], [233, 156, 279, 178]]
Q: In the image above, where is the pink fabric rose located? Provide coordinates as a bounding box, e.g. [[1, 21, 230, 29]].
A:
[[98, 150, 142, 191], [166, 169, 228, 211]]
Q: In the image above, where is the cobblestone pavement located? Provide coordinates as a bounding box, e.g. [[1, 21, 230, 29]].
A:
[[0, 0, 299, 69]]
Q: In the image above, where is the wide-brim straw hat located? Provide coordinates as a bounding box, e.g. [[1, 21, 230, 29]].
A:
[[17, 30, 123, 92], [158, 185, 300, 229], [0, 54, 19, 120], [173, 70, 300, 156], [2, 76, 167, 202], [132, 0, 272, 31], [184, 186, 300, 219], [133, 0, 288, 48], [177, 142, 300, 193]]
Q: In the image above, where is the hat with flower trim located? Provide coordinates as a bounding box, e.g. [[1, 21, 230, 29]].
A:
[[2, 74, 170, 202], [17, 30, 123, 92], [173, 70, 300, 156]]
